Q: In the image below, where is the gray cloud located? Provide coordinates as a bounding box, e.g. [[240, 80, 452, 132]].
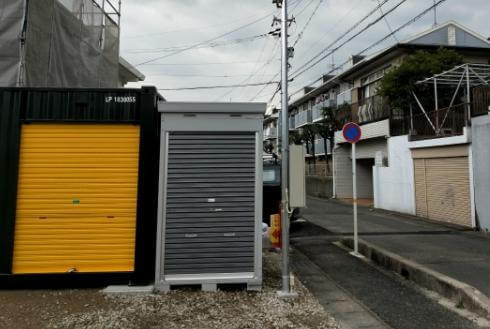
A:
[[120, 0, 490, 103]]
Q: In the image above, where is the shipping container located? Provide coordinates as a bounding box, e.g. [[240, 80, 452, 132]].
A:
[[0, 87, 162, 286]]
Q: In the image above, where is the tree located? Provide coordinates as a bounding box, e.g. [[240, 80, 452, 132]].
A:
[[289, 130, 303, 145], [301, 124, 317, 168], [378, 48, 463, 114], [263, 142, 274, 154], [314, 105, 348, 176]]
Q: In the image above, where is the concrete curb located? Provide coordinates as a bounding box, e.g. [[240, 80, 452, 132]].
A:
[[341, 238, 490, 319]]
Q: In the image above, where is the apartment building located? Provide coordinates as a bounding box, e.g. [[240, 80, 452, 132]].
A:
[[288, 21, 490, 229]]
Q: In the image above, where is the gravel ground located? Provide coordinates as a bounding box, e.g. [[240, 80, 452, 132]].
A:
[[0, 251, 341, 329]]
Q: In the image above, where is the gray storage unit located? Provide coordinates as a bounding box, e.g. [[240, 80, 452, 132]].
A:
[[155, 102, 266, 292]]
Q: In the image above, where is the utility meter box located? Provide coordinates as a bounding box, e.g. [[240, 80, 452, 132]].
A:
[[155, 102, 266, 292], [289, 144, 306, 208]]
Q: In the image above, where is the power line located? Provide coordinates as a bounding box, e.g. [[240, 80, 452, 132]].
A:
[[291, 0, 449, 89], [214, 0, 312, 101], [248, 0, 324, 102], [298, 0, 362, 58], [139, 60, 281, 66], [250, 71, 281, 101], [290, 0, 407, 80], [376, 0, 399, 43], [213, 35, 281, 101], [146, 73, 278, 78], [293, 0, 325, 47], [134, 0, 306, 66], [158, 81, 280, 91], [290, 0, 395, 79], [292, 0, 316, 19], [217, 37, 276, 101], [135, 12, 275, 66], [126, 34, 270, 54]]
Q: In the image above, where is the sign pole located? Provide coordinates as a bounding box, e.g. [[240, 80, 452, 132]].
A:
[[352, 142, 359, 255], [342, 122, 363, 258]]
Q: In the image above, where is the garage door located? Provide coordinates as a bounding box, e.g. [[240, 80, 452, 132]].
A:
[[414, 157, 471, 227], [163, 132, 256, 276], [13, 124, 140, 274]]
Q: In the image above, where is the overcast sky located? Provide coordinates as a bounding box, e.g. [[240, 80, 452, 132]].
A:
[[119, 0, 490, 105]]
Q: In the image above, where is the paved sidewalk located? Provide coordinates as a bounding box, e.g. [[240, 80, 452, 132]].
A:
[[292, 246, 391, 329], [302, 197, 490, 297]]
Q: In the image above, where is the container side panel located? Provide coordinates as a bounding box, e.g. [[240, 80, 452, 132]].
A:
[[23, 90, 140, 122], [12, 124, 140, 274], [0, 90, 22, 273], [132, 89, 160, 283]]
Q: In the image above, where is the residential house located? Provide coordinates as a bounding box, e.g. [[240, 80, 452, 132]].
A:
[[287, 21, 490, 230], [288, 75, 341, 176], [333, 21, 490, 229]]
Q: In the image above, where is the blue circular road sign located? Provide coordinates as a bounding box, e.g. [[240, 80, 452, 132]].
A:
[[342, 122, 362, 144]]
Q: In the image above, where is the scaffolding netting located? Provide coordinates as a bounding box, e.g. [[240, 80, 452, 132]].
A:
[[0, 0, 120, 88]]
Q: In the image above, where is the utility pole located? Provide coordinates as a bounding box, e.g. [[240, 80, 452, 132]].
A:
[[274, 0, 296, 298]]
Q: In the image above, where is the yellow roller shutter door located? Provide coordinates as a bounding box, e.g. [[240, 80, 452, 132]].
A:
[[13, 124, 140, 274], [414, 157, 471, 227]]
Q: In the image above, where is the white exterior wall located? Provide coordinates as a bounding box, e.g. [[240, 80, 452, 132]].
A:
[[373, 135, 416, 215], [471, 115, 490, 231], [333, 144, 353, 198], [334, 139, 386, 199], [335, 119, 390, 144]]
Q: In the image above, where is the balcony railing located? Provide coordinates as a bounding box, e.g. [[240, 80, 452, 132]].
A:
[[312, 100, 336, 122], [336, 90, 352, 105], [410, 103, 468, 139], [295, 110, 312, 128], [264, 127, 277, 140], [312, 107, 323, 122], [352, 95, 391, 124], [472, 86, 490, 116], [289, 116, 296, 130], [314, 138, 332, 155]]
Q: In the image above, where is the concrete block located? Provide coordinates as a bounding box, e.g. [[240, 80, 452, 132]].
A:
[[102, 285, 154, 295]]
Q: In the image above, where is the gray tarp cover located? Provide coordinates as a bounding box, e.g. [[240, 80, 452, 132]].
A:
[[0, 0, 25, 86], [0, 0, 119, 87]]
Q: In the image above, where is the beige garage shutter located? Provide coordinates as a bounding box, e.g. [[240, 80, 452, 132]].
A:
[[414, 157, 471, 227]]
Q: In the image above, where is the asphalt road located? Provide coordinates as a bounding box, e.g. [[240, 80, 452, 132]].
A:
[[302, 198, 490, 297], [290, 220, 481, 329]]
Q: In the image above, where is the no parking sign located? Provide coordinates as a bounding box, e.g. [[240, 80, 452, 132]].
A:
[[342, 122, 362, 144], [342, 122, 363, 258]]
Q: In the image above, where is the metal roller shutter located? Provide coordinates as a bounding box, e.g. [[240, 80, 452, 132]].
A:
[[13, 124, 140, 274], [164, 132, 256, 275], [414, 159, 428, 218], [414, 157, 471, 227]]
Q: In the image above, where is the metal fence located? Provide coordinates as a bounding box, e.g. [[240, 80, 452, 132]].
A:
[[472, 86, 490, 116], [404, 103, 468, 138]]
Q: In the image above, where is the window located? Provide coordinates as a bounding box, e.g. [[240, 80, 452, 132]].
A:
[[263, 166, 280, 185]]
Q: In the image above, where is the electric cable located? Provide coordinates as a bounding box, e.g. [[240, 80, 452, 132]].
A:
[[126, 34, 270, 54], [135, 12, 275, 66], [376, 0, 399, 43], [291, 0, 449, 88], [293, 0, 325, 47], [157, 81, 281, 91], [290, 0, 398, 79]]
